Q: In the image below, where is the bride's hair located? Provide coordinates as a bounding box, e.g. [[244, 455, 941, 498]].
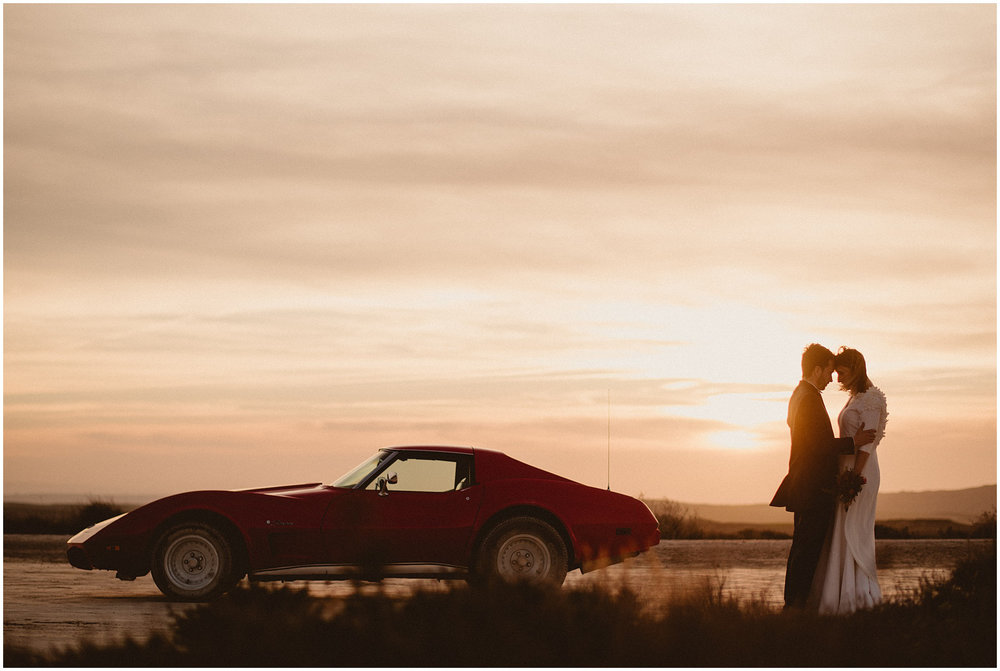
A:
[[834, 347, 872, 395]]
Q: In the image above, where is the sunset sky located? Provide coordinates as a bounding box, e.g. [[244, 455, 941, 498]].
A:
[[4, 4, 996, 505]]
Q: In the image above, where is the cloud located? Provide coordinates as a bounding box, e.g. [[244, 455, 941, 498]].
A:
[[7, 5, 994, 299], [3, 4, 994, 502]]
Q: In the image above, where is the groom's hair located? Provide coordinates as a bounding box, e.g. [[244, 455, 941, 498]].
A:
[[801, 343, 835, 377]]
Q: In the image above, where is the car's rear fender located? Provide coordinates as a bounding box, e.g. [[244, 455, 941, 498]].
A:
[[470, 504, 578, 570], [472, 478, 658, 571]]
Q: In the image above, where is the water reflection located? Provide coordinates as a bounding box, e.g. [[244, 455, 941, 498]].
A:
[[300, 538, 989, 610], [564, 538, 987, 609]]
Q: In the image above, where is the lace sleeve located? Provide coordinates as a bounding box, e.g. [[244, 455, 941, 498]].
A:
[[855, 387, 888, 453]]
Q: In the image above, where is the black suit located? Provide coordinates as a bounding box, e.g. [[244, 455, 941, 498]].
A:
[[770, 380, 855, 608]]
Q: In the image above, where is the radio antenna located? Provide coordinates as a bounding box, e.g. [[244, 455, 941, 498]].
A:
[[607, 389, 611, 491]]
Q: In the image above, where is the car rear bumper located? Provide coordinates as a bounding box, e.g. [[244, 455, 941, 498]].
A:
[[574, 520, 660, 573]]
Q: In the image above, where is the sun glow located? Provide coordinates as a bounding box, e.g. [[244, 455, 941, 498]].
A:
[[665, 392, 786, 428], [706, 429, 759, 450]]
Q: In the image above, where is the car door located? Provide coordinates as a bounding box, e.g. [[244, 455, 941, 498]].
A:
[[322, 451, 483, 569]]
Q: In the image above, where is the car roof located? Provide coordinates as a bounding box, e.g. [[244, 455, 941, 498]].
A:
[[386, 445, 477, 455], [385, 445, 571, 484]]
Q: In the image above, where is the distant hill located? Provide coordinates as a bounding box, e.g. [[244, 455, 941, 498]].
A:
[[684, 484, 996, 525]]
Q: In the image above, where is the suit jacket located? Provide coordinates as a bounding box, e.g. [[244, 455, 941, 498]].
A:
[[770, 380, 855, 512]]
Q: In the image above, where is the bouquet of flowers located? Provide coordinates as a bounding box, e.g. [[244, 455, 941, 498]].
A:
[[835, 469, 866, 511]]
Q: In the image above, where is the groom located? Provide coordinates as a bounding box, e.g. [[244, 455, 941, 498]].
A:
[[770, 343, 876, 609]]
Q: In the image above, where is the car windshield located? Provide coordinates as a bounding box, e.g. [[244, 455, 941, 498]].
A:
[[330, 450, 392, 489]]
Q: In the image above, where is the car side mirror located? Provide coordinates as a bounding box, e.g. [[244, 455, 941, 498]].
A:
[[377, 472, 398, 497]]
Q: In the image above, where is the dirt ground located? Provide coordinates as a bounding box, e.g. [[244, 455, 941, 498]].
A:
[[5, 534, 974, 655], [4, 534, 748, 654], [3, 535, 459, 654]]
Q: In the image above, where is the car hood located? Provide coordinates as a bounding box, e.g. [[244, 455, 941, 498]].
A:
[[233, 483, 327, 498], [67, 482, 340, 551]]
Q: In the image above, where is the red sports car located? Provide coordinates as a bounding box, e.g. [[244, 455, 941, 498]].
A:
[[67, 446, 660, 601]]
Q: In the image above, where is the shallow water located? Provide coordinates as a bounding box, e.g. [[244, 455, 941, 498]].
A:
[[4, 536, 991, 653], [566, 538, 987, 610]]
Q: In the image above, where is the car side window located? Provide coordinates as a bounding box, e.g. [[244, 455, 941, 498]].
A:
[[367, 454, 473, 493]]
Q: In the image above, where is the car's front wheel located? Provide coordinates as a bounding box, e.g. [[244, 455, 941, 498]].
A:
[[151, 522, 239, 601], [476, 516, 568, 586]]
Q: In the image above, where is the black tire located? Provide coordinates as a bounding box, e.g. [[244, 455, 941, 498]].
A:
[[475, 516, 568, 587], [151, 522, 239, 601]]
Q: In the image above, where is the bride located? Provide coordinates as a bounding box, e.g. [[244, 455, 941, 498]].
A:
[[811, 347, 889, 614]]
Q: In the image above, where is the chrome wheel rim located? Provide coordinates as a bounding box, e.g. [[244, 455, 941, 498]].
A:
[[163, 534, 220, 592], [496, 533, 551, 582]]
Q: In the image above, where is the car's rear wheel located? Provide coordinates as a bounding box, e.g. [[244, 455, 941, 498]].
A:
[[151, 522, 239, 601], [476, 516, 568, 586]]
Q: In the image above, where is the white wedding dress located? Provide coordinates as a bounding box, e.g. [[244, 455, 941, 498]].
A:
[[811, 386, 888, 614]]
